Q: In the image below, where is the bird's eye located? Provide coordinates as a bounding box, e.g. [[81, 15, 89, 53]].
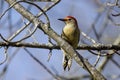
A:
[[68, 19, 72, 21]]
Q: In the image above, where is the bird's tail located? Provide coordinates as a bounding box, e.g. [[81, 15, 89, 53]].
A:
[[61, 48, 72, 71]]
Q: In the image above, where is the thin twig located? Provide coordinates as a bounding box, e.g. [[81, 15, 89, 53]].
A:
[[47, 49, 52, 62], [81, 32, 98, 44], [93, 51, 101, 67], [1, 1, 50, 43], [7, 0, 59, 41], [8, 22, 31, 41], [27, 27, 39, 43], [111, 58, 120, 68], [88, 50, 116, 56], [24, 48, 61, 80], [0, 48, 20, 78], [0, 47, 8, 65]]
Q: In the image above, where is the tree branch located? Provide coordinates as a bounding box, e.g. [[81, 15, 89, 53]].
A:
[[0, 42, 120, 50], [5, 0, 107, 79]]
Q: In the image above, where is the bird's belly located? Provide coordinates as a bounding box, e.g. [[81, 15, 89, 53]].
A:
[[63, 28, 79, 48], [63, 28, 75, 40]]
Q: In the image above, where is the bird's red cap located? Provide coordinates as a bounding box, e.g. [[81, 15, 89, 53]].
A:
[[58, 16, 77, 22]]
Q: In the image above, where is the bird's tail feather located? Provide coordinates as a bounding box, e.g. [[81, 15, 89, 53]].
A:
[[62, 48, 72, 71]]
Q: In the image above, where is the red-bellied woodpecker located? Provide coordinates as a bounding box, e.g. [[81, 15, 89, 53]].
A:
[[58, 16, 80, 71]]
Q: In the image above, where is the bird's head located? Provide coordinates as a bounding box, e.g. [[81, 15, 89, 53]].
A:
[[58, 16, 78, 26]]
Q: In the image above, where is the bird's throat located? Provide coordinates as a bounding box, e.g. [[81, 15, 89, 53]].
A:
[[63, 24, 76, 36]]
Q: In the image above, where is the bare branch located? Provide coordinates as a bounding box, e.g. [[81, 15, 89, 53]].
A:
[[7, 0, 59, 41], [24, 48, 62, 80], [111, 58, 120, 68], [0, 41, 119, 51], [0, 47, 8, 65]]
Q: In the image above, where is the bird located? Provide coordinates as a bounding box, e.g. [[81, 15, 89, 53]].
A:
[[58, 16, 80, 71]]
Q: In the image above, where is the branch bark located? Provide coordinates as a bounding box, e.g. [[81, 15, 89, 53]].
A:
[[5, 0, 107, 80], [0, 42, 120, 50]]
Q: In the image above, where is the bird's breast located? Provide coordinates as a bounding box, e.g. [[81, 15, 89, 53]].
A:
[[63, 27, 75, 36], [62, 25, 80, 48]]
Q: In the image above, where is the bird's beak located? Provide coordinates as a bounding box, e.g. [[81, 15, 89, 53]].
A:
[[58, 18, 67, 21]]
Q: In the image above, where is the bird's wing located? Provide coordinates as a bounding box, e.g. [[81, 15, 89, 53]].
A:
[[61, 30, 71, 44]]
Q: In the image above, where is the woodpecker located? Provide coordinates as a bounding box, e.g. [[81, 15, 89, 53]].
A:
[[58, 16, 80, 71]]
